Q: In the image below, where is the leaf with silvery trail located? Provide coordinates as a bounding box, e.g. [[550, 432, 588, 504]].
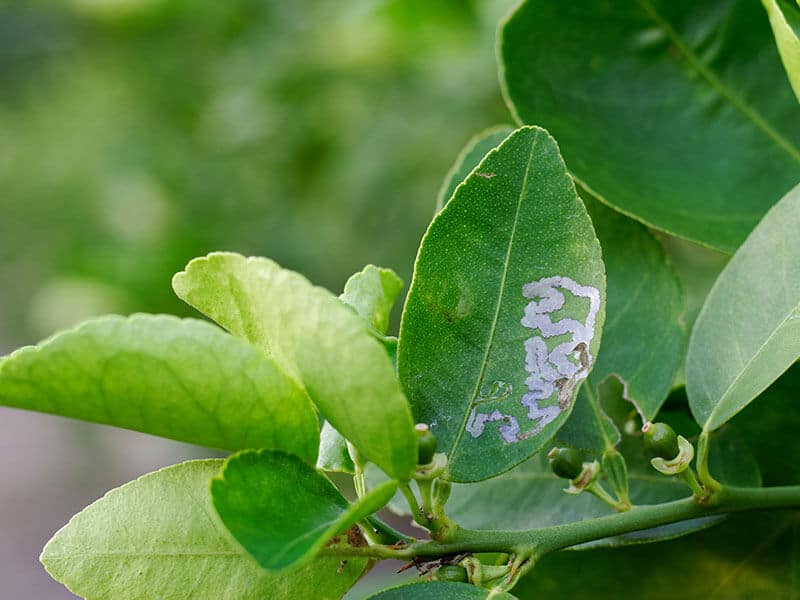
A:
[[399, 126, 606, 482], [500, 0, 800, 251], [434, 127, 684, 457], [687, 183, 800, 432]]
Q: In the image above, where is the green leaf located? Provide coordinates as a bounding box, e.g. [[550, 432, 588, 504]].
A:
[[340, 264, 404, 335], [434, 129, 683, 456], [687, 183, 800, 432], [764, 0, 800, 103], [0, 314, 318, 462], [582, 196, 685, 421], [730, 363, 800, 485], [366, 582, 517, 599], [435, 125, 514, 213], [500, 0, 800, 251], [211, 449, 396, 571], [317, 420, 355, 474], [399, 126, 606, 482], [41, 460, 368, 600], [514, 512, 800, 599], [437, 417, 759, 548], [173, 252, 417, 481]]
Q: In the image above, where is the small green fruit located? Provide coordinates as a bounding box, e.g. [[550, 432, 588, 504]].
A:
[[642, 422, 680, 460], [436, 564, 468, 583], [548, 447, 584, 480], [415, 423, 437, 465]]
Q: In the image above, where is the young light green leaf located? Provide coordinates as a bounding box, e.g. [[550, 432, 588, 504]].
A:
[[500, 0, 800, 251], [317, 420, 355, 474], [687, 184, 800, 431], [211, 449, 396, 571], [399, 126, 606, 482], [435, 125, 514, 213], [173, 252, 417, 481], [366, 582, 517, 599], [340, 264, 403, 335], [41, 460, 368, 600], [0, 314, 319, 463], [764, 0, 800, 103], [514, 512, 799, 599]]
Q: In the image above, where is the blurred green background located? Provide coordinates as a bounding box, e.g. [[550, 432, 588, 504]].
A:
[[0, 0, 519, 597]]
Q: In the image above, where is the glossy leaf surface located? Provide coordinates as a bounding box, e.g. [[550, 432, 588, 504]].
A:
[[399, 127, 606, 482], [41, 460, 367, 600], [0, 314, 318, 462], [764, 0, 800, 102], [501, 0, 800, 251], [173, 253, 417, 480], [211, 450, 396, 571], [435, 125, 514, 213], [687, 184, 800, 431]]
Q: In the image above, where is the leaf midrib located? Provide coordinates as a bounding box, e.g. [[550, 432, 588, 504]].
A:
[[638, 0, 800, 165], [703, 299, 800, 430], [447, 131, 540, 468]]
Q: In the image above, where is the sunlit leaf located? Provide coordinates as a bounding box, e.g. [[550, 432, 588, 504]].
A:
[[41, 460, 368, 600], [173, 253, 417, 480], [0, 314, 319, 462], [763, 0, 800, 102]]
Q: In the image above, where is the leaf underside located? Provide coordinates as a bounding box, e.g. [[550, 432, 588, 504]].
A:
[[41, 460, 367, 600], [687, 183, 800, 431]]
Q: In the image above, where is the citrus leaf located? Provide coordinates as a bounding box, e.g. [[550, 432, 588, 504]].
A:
[[41, 460, 368, 600], [514, 512, 800, 599], [730, 363, 800, 485], [435, 125, 514, 213], [500, 0, 800, 251], [340, 264, 403, 335], [0, 314, 318, 462], [211, 449, 396, 571], [317, 420, 355, 474], [366, 582, 517, 599], [431, 127, 683, 462], [687, 183, 800, 431], [399, 126, 605, 482], [764, 0, 800, 102], [173, 252, 417, 481]]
